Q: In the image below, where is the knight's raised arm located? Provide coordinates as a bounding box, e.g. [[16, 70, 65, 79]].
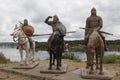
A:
[[44, 16, 53, 25]]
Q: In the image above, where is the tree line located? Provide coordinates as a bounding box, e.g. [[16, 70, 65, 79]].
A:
[[35, 40, 120, 51]]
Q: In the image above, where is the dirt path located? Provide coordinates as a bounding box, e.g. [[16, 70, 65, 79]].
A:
[[0, 59, 119, 80]]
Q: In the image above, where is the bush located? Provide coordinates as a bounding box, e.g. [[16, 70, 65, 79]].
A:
[[0, 52, 11, 64], [103, 54, 120, 64], [62, 52, 81, 62]]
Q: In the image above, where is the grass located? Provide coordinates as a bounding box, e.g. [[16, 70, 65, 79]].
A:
[[103, 54, 120, 64], [0, 52, 11, 64], [62, 52, 81, 62]]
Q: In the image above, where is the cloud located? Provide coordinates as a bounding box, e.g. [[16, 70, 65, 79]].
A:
[[0, 0, 120, 42]]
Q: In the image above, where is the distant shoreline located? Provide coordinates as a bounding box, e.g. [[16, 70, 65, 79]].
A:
[[1, 40, 120, 51]]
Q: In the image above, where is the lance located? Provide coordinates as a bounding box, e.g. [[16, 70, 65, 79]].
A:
[[80, 27, 113, 35], [32, 31, 76, 36], [10, 31, 76, 37]]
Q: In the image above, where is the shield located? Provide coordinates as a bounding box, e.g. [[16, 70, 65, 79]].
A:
[[22, 25, 34, 36]]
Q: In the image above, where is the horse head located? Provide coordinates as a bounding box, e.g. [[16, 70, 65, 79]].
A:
[[13, 24, 23, 42]]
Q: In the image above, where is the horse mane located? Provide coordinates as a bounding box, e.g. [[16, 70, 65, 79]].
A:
[[18, 26, 26, 36], [88, 30, 102, 47]]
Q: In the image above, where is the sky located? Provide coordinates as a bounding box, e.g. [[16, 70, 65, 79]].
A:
[[0, 0, 120, 42]]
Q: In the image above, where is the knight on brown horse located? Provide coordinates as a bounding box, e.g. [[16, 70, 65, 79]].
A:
[[85, 30, 104, 74], [84, 8, 105, 74], [85, 8, 107, 51], [45, 15, 66, 70]]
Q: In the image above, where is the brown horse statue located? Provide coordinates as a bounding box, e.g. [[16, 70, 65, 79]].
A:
[[47, 34, 64, 70], [85, 30, 104, 74]]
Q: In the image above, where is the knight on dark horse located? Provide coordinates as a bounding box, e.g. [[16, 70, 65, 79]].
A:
[[45, 15, 66, 70]]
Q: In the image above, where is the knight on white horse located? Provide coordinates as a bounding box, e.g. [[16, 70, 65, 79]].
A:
[[13, 19, 35, 65]]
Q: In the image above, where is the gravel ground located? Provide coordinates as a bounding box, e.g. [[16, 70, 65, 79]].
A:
[[0, 59, 119, 80]]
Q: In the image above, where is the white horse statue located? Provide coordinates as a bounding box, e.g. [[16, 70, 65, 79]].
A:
[[13, 25, 35, 65]]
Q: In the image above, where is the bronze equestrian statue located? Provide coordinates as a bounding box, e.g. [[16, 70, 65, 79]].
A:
[[85, 8, 107, 51], [45, 15, 66, 70], [84, 8, 105, 74]]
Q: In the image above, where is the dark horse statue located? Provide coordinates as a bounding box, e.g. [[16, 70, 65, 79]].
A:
[[47, 34, 64, 70], [85, 30, 104, 74]]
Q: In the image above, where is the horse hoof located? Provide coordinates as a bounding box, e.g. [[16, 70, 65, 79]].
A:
[[48, 67, 52, 70], [52, 63, 55, 65], [89, 71, 94, 74], [96, 67, 99, 70], [59, 64, 62, 67], [20, 63, 24, 66], [32, 60, 35, 63], [56, 67, 60, 70], [86, 66, 89, 69], [99, 72, 104, 75]]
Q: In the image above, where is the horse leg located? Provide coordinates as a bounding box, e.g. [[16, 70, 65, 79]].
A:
[[48, 50, 52, 70], [86, 52, 89, 69], [32, 48, 35, 62], [19, 49, 24, 65], [52, 53, 55, 65], [25, 50, 29, 65], [30, 43, 35, 63], [32, 42, 35, 62], [59, 50, 62, 67], [89, 49, 94, 74], [99, 48, 104, 75], [56, 47, 60, 70], [96, 52, 99, 69]]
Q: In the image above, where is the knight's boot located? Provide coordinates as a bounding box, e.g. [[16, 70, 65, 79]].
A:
[[16, 43, 19, 49], [28, 37, 33, 48], [84, 37, 88, 50], [30, 41, 33, 48], [104, 46, 108, 51], [102, 37, 108, 51], [16, 46, 19, 49]]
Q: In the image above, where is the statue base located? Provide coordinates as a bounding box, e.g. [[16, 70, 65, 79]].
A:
[[40, 64, 67, 74], [13, 62, 39, 69], [81, 68, 113, 80]]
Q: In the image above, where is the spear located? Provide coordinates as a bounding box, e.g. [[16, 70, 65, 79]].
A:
[[32, 31, 76, 36], [10, 31, 76, 37], [80, 27, 113, 35]]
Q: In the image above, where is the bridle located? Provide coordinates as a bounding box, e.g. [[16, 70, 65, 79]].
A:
[[13, 27, 28, 45]]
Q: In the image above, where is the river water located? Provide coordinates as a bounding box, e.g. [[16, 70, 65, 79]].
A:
[[0, 47, 120, 61]]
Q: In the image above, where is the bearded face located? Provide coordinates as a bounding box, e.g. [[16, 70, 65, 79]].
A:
[[91, 8, 96, 16], [24, 19, 28, 25]]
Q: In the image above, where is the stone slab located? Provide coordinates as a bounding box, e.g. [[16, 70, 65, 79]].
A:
[[1, 63, 111, 80], [52, 69, 93, 80], [13, 62, 39, 69], [81, 68, 113, 80], [40, 64, 68, 74], [0, 63, 78, 80]]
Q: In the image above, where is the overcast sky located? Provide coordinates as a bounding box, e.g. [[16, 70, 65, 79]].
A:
[[0, 0, 120, 42]]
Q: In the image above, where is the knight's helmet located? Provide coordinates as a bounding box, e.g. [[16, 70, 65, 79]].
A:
[[24, 19, 28, 26], [91, 7, 96, 11], [53, 15, 59, 22], [91, 7, 97, 15]]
